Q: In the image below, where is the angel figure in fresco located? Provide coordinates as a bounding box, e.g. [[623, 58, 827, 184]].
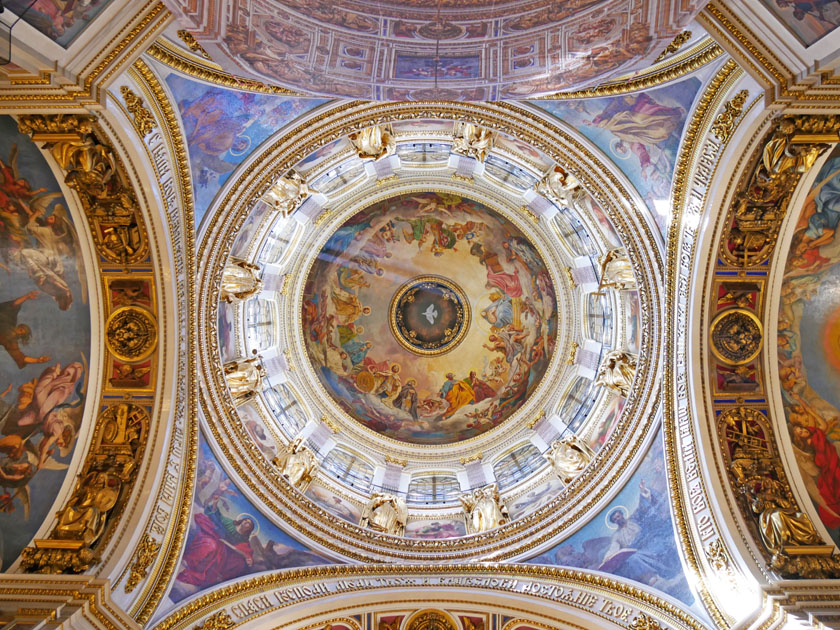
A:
[[0, 361, 85, 465], [0, 146, 80, 310]]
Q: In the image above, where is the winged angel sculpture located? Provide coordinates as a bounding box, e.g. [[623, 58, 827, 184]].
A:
[[460, 483, 510, 534]]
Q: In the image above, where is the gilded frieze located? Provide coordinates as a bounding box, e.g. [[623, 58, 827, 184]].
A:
[[702, 116, 840, 579], [14, 115, 161, 575]]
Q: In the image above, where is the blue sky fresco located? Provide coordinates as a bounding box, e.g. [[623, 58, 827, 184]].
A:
[[530, 77, 703, 238], [164, 73, 328, 229]]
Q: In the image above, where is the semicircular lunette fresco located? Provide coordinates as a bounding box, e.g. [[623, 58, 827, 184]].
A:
[[0, 115, 91, 569], [301, 192, 558, 445], [778, 146, 840, 547]]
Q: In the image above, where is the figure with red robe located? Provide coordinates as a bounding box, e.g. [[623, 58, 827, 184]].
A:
[[175, 502, 256, 593]]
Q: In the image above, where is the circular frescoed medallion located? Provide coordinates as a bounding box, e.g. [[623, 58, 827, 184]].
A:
[[301, 191, 558, 445], [390, 276, 470, 356], [710, 308, 763, 365]]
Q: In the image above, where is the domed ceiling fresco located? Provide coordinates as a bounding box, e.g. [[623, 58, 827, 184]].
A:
[[302, 191, 557, 444], [777, 145, 840, 548]]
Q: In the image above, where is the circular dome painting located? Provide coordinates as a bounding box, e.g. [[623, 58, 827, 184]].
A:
[[302, 192, 558, 444]]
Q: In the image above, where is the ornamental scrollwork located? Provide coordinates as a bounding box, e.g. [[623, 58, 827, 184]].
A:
[[720, 115, 840, 267], [194, 611, 235, 630], [125, 533, 161, 593], [711, 89, 748, 143], [120, 86, 157, 137], [654, 30, 692, 62], [20, 403, 149, 573], [17, 114, 149, 264]]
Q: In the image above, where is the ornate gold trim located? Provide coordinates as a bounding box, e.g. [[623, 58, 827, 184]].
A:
[[155, 565, 707, 630], [125, 58, 201, 624], [664, 60, 742, 630], [146, 43, 301, 95], [194, 100, 662, 561], [0, 3, 167, 107], [536, 42, 722, 100]]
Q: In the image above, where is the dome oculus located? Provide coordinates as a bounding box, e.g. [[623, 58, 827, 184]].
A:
[[301, 191, 558, 445], [390, 275, 470, 356]]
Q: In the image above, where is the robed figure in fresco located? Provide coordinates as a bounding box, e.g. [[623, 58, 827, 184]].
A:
[[175, 497, 256, 594]]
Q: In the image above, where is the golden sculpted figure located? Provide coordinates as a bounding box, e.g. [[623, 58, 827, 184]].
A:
[[535, 164, 584, 208], [360, 492, 408, 536], [546, 435, 596, 484], [460, 484, 509, 534], [272, 437, 318, 489], [596, 249, 636, 292], [749, 477, 823, 554], [223, 357, 266, 404], [594, 350, 637, 397], [349, 124, 396, 161], [54, 472, 121, 545], [264, 171, 314, 217], [220, 257, 262, 304], [452, 121, 495, 162]]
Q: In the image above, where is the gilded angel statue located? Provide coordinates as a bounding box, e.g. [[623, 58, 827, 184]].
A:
[[535, 164, 584, 209], [360, 492, 408, 536], [460, 484, 509, 534], [349, 124, 396, 161], [272, 437, 318, 490], [594, 350, 637, 397], [220, 257, 262, 303], [263, 170, 314, 217], [546, 435, 595, 484], [452, 121, 495, 162]]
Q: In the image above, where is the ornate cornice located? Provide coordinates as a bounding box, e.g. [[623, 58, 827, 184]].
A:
[[0, 3, 168, 109], [156, 565, 707, 630]]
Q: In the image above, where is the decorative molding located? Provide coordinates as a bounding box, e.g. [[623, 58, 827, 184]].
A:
[[711, 90, 749, 143], [125, 534, 161, 593], [120, 86, 157, 136], [655, 31, 693, 62]]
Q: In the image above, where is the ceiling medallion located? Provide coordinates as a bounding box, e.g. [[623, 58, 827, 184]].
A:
[[710, 308, 763, 365], [105, 306, 158, 362], [389, 275, 470, 356]]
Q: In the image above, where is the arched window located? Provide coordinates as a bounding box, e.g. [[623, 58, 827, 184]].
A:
[[321, 447, 374, 494], [406, 474, 461, 505], [585, 292, 613, 345], [244, 298, 275, 349], [493, 443, 546, 490], [262, 383, 306, 438], [559, 376, 598, 432]]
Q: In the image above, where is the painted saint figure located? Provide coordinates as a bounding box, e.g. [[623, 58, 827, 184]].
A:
[[0, 291, 50, 369]]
